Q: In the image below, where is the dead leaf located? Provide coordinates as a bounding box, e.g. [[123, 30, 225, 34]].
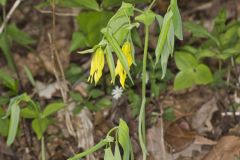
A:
[[194, 135, 217, 146], [203, 136, 240, 160], [165, 119, 196, 152], [191, 97, 218, 133], [147, 119, 172, 160], [35, 81, 62, 99]]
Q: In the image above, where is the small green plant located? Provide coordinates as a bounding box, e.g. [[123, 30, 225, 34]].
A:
[[174, 9, 240, 90]]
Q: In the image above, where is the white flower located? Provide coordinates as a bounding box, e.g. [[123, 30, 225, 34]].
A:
[[112, 86, 123, 100]]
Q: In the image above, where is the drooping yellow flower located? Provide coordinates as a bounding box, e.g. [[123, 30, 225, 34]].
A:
[[88, 48, 105, 84], [115, 41, 133, 88]]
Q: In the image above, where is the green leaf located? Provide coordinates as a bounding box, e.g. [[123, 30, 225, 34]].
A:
[[0, 69, 18, 93], [101, 0, 151, 8], [106, 45, 116, 83], [104, 148, 115, 160], [135, 10, 156, 26], [184, 22, 220, 46], [102, 29, 133, 83], [0, 108, 9, 136], [118, 119, 130, 160], [194, 64, 213, 85], [7, 104, 20, 146], [174, 51, 198, 70], [32, 118, 49, 139], [21, 108, 38, 119], [24, 65, 35, 86], [77, 11, 113, 46], [170, 0, 183, 40], [96, 98, 112, 109], [114, 143, 122, 160], [0, 0, 6, 6], [155, 11, 173, 65], [163, 107, 176, 121], [58, 0, 100, 11], [174, 70, 195, 90], [236, 55, 240, 64], [89, 89, 104, 98], [42, 102, 65, 118], [160, 20, 174, 78], [197, 49, 216, 59], [70, 32, 88, 52], [0, 33, 14, 70], [6, 24, 35, 47]]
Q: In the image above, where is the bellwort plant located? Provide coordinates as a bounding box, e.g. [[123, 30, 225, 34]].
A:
[[69, 0, 182, 159]]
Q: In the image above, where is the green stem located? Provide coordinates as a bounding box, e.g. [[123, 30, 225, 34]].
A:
[[138, 26, 149, 160], [148, 0, 157, 10], [41, 137, 46, 160], [68, 139, 108, 160]]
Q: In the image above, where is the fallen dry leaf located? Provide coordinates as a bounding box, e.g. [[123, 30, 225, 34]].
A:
[[203, 136, 240, 160], [165, 119, 196, 152], [147, 119, 172, 160], [191, 97, 218, 134], [35, 81, 63, 99]]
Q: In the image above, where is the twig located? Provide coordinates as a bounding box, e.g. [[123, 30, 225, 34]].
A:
[[37, 9, 78, 17], [0, 0, 22, 34]]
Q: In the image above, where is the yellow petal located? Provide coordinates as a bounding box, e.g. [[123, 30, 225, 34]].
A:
[[88, 48, 105, 84]]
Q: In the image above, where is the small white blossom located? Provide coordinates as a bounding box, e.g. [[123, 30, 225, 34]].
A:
[[112, 86, 123, 100]]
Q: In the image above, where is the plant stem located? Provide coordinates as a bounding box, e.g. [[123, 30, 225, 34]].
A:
[[138, 26, 149, 160], [68, 139, 108, 160], [41, 137, 46, 160], [148, 0, 157, 10]]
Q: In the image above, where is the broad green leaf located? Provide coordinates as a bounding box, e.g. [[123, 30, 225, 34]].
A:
[[155, 11, 173, 65], [77, 11, 113, 46], [7, 104, 20, 146], [197, 49, 216, 59], [219, 25, 238, 47], [32, 118, 49, 139], [118, 119, 130, 160], [21, 108, 38, 119], [106, 45, 116, 83], [57, 0, 100, 11], [89, 89, 104, 98], [174, 70, 195, 90], [195, 64, 213, 85], [174, 51, 198, 70], [42, 102, 64, 118], [6, 24, 35, 47], [0, 33, 14, 70], [0, 69, 18, 93], [114, 143, 122, 160], [170, 0, 183, 40], [96, 98, 112, 109], [104, 148, 115, 160], [135, 10, 156, 26], [70, 32, 88, 52], [184, 22, 220, 46]]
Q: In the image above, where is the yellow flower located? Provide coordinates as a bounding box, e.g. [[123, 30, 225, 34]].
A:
[[88, 48, 105, 84], [115, 41, 133, 88]]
